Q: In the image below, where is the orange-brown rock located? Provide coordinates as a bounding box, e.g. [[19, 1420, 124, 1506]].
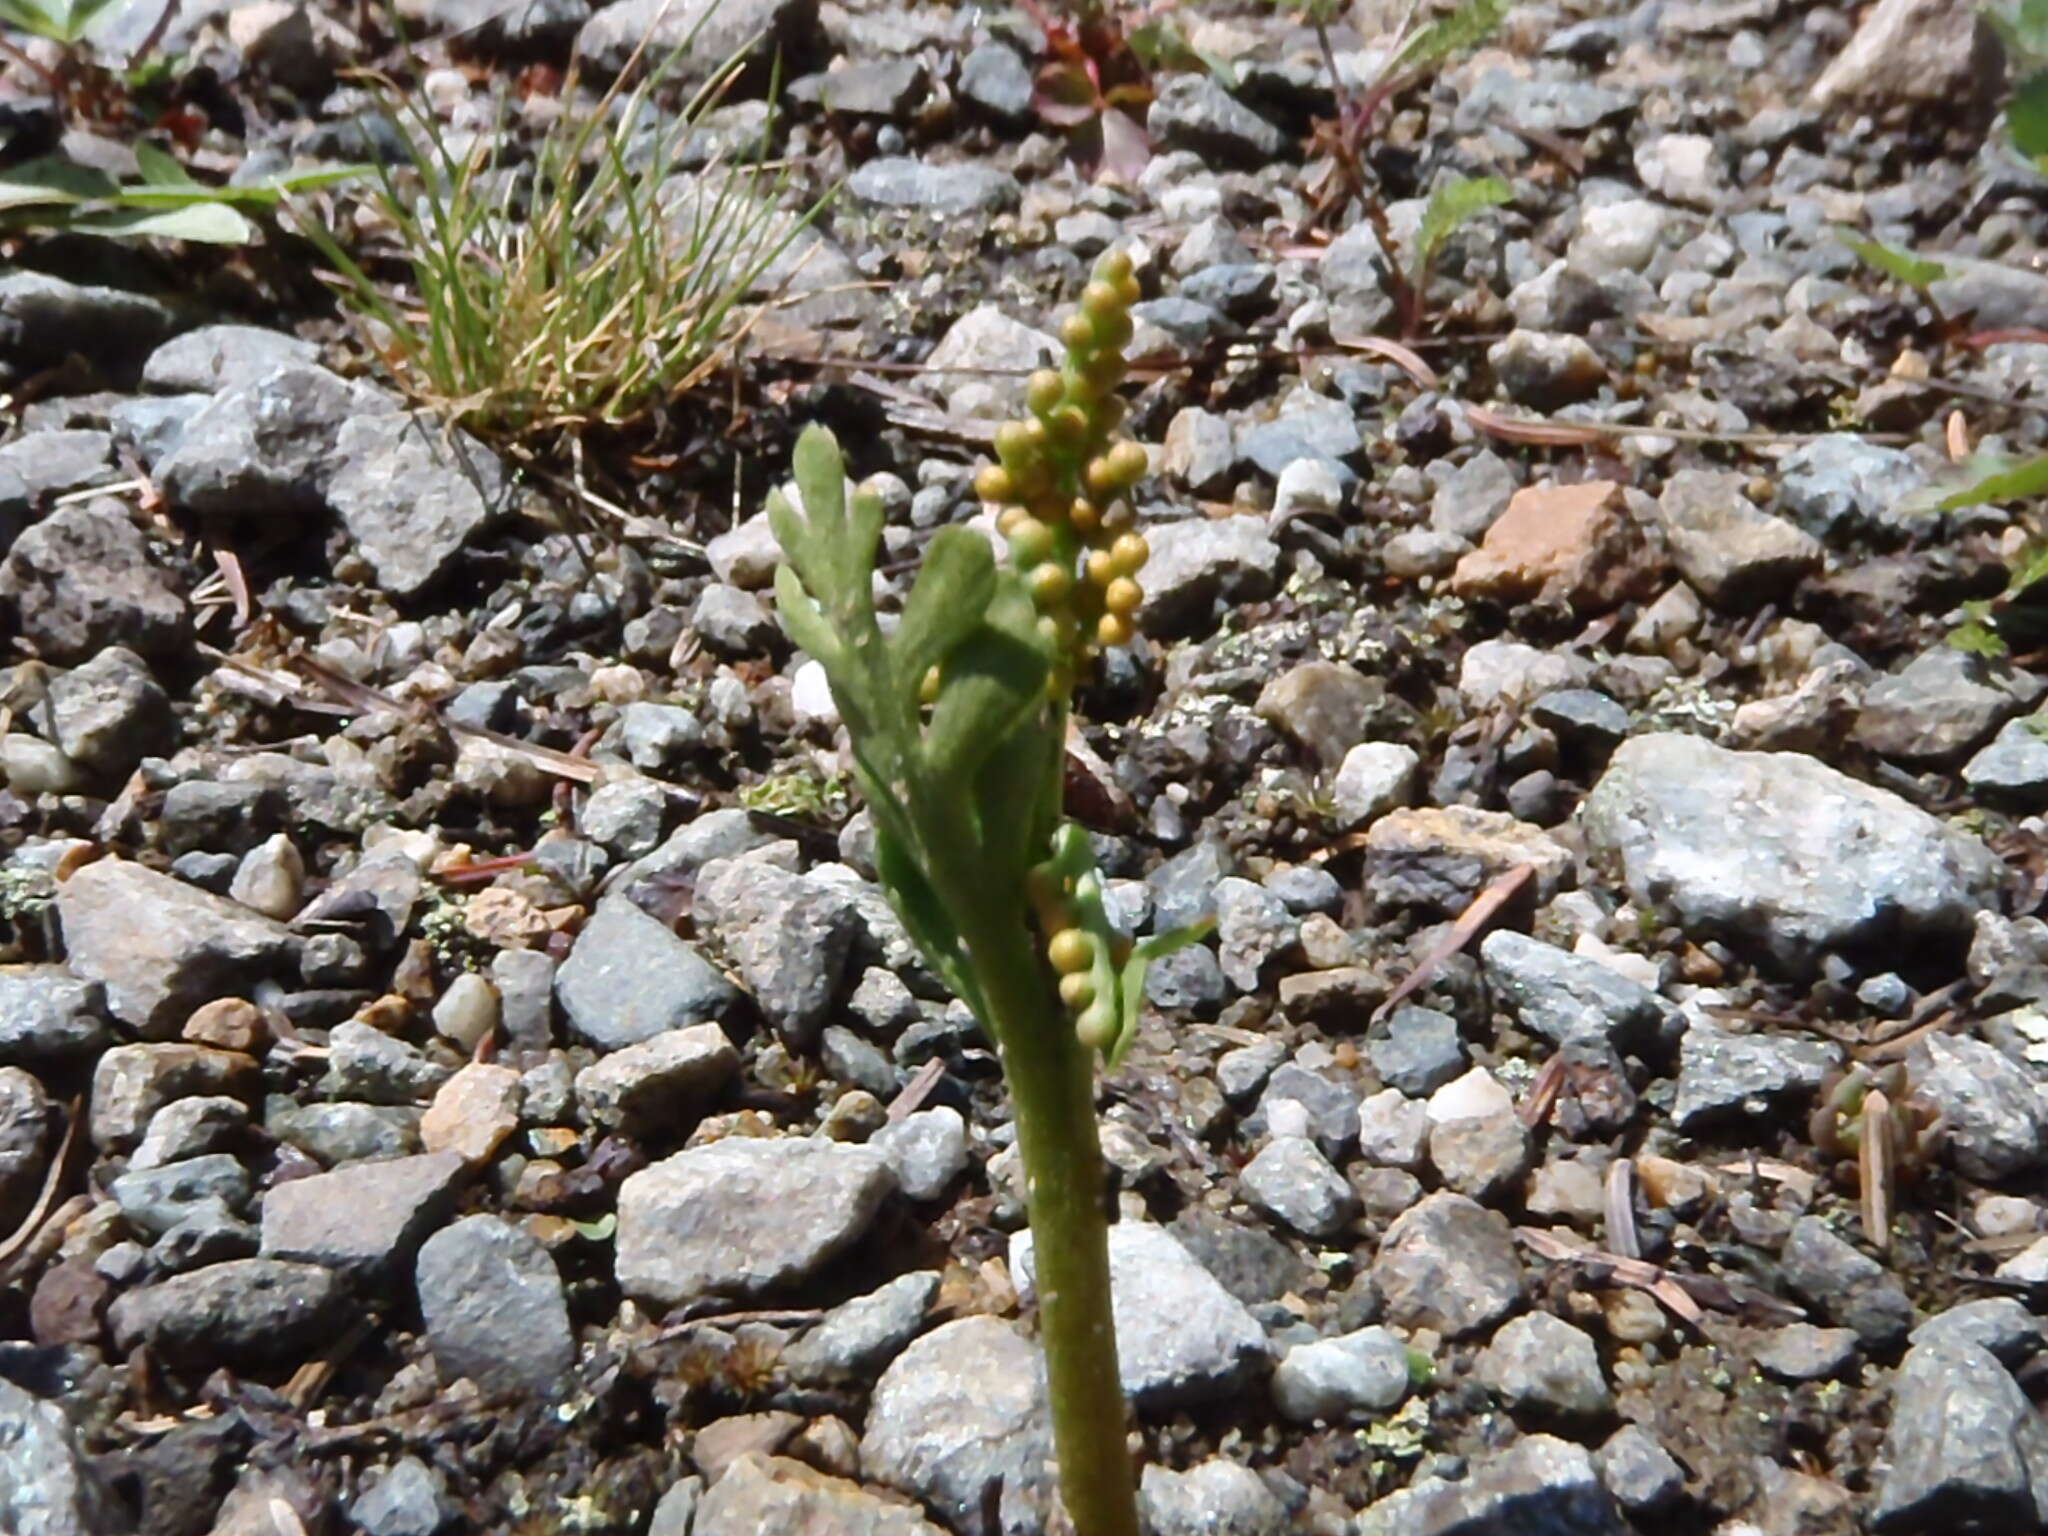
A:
[[1450, 480, 1659, 614]]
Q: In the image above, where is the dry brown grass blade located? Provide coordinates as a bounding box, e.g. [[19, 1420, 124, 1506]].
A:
[[1515, 1226, 1706, 1327], [1605, 1158, 1640, 1261], [1331, 333, 1442, 389], [1372, 864, 1533, 1024], [1518, 1054, 1565, 1129], [1464, 405, 1611, 447]]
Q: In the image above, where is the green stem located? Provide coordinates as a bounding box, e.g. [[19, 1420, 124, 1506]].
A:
[[972, 917, 1139, 1536]]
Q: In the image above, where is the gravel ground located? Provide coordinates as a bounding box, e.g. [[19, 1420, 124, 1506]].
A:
[[2, 0, 2047, 1532]]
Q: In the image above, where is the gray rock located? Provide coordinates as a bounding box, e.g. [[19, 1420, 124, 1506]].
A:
[[108, 1257, 348, 1367], [919, 305, 1059, 419], [318, 1021, 450, 1106], [142, 324, 320, 393], [1477, 1310, 1612, 1421], [1255, 661, 1383, 769], [260, 1150, 467, 1277], [1331, 741, 1420, 829], [1778, 436, 1929, 542], [1530, 688, 1631, 751], [108, 393, 206, 464], [1480, 930, 1675, 1055], [91, 1042, 258, 1153], [1594, 1424, 1684, 1515], [0, 1375, 128, 1536], [575, 0, 814, 82], [1373, 1192, 1523, 1337], [1216, 1040, 1285, 1104], [1909, 1032, 2048, 1181], [958, 42, 1033, 122], [1781, 1215, 1914, 1349], [1148, 73, 1287, 166], [1180, 263, 1277, 320], [1011, 1222, 1269, 1408], [130, 1095, 247, 1172], [1427, 1113, 1534, 1203], [1429, 449, 1519, 540], [493, 948, 557, 1052], [845, 156, 1021, 214], [619, 702, 704, 771], [57, 858, 295, 1038], [46, 645, 173, 782], [572, 1021, 737, 1134], [1489, 329, 1605, 410], [1356, 1434, 1630, 1536], [417, 0, 590, 54], [0, 270, 176, 379], [1755, 1322, 1859, 1382], [153, 364, 369, 514], [694, 857, 859, 1047], [555, 896, 740, 1050], [328, 412, 511, 598], [577, 776, 669, 858], [1161, 406, 1236, 494], [1856, 647, 2042, 764], [0, 428, 113, 504], [1653, 469, 1822, 608], [690, 582, 778, 655], [109, 1152, 251, 1239], [268, 1105, 419, 1163], [1139, 1459, 1286, 1536], [870, 1107, 967, 1202], [783, 1270, 939, 1386], [861, 1315, 1053, 1536], [1910, 1298, 2045, 1367], [1137, 515, 1280, 637], [1236, 393, 1364, 482], [1271, 1325, 1412, 1423], [152, 1196, 260, 1272], [1873, 1339, 2048, 1532], [1965, 717, 2048, 806], [1671, 1021, 1838, 1130], [416, 1214, 575, 1399], [1149, 841, 1231, 933], [0, 967, 108, 1063], [695, 1455, 947, 1536], [1454, 67, 1635, 132], [1368, 1006, 1465, 1096], [1810, 0, 2003, 110], [1354, 1087, 1430, 1170], [159, 780, 283, 858], [351, 1456, 451, 1536], [1364, 806, 1575, 912], [1584, 733, 2003, 976], [789, 56, 927, 116], [1245, 1063, 1357, 1160], [0, 1067, 50, 1225], [647, 1477, 702, 1536], [1929, 257, 2048, 334], [0, 498, 189, 663], [1240, 1135, 1358, 1239], [1213, 877, 1295, 991], [616, 1137, 894, 1307]]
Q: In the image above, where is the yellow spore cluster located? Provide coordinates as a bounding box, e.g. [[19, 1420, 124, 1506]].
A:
[[973, 248, 1151, 674]]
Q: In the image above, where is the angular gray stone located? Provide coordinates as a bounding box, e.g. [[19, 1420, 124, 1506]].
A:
[[318, 1021, 450, 1106], [958, 42, 1033, 122], [1137, 515, 1281, 637], [91, 1042, 258, 1152], [694, 857, 859, 1047], [0, 498, 189, 663], [1239, 1134, 1358, 1239], [142, 324, 320, 392], [1778, 436, 1929, 542], [695, 1455, 947, 1536], [327, 413, 511, 599], [860, 1315, 1053, 1536], [1356, 1435, 1630, 1536], [1373, 1192, 1523, 1337], [1594, 1424, 1684, 1515], [1856, 647, 2042, 764], [1873, 1339, 2048, 1532], [351, 1456, 450, 1536], [260, 1151, 468, 1277], [573, 1022, 736, 1133], [1965, 717, 2048, 805], [845, 157, 1021, 214], [1477, 1311, 1613, 1421], [1909, 1032, 2048, 1181], [1147, 73, 1287, 166], [575, 0, 814, 81], [1213, 877, 1296, 991], [1139, 1459, 1286, 1536], [869, 1107, 968, 1203], [1671, 1022, 1838, 1130], [783, 1270, 939, 1386], [0, 967, 108, 1064], [1584, 733, 2003, 976], [107, 1257, 348, 1367], [1780, 1215, 1914, 1349], [918, 305, 1059, 419], [0, 270, 176, 378], [1272, 1325, 1412, 1423], [1480, 930, 1675, 1054], [0, 1375, 129, 1536], [58, 858, 296, 1038], [268, 1099, 421, 1165], [1011, 1222, 1268, 1409], [555, 896, 740, 1050], [1367, 1006, 1465, 1097], [153, 364, 368, 515], [416, 1214, 575, 1400], [1910, 1298, 2045, 1367], [46, 645, 173, 782], [109, 1152, 251, 1240], [615, 1137, 894, 1307], [1754, 1322, 1859, 1382], [1654, 469, 1822, 608]]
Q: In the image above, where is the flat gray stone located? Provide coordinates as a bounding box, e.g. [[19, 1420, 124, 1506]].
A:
[[260, 1151, 467, 1277], [1480, 930, 1676, 1054], [1909, 1032, 2048, 1181], [327, 413, 511, 599], [1477, 1311, 1613, 1421], [695, 1455, 947, 1536], [555, 896, 740, 1051], [1272, 1326, 1413, 1424], [1357, 1434, 1631, 1536], [1584, 733, 2003, 976], [615, 1137, 894, 1307], [107, 1257, 347, 1368], [572, 1022, 738, 1134], [1011, 1222, 1268, 1409], [0, 1375, 129, 1536], [0, 967, 108, 1064], [783, 1270, 939, 1387], [416, 1214, 575, 1400], [1139, 1459, 1287, 1536], [1671, 1022, 1839, 1131], [142, 324, 320, 392], [1874, 1339, 2048, 1532], [1372, 1192, 1523, 1337]]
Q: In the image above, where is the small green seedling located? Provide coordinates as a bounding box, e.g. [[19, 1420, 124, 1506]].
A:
[[769, 248, 1206, 1536]]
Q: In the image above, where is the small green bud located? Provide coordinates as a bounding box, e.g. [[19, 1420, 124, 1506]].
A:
[[1075, 1001, 1115, 1049], [1009, 517, 1056, 569], [1027, 369, 1065, 418]]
